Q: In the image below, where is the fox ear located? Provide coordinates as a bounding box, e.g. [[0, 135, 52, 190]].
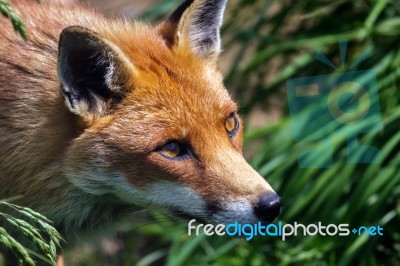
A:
[[158, 0, 228, 61], [58, 26, 133, 118]]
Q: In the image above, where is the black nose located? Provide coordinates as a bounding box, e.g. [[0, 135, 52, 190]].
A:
[[254, 193, 282, 222]]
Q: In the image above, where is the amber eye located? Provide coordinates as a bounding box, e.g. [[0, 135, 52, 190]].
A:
[[225, 114, 239, 136], [160, 141, 185, 159]]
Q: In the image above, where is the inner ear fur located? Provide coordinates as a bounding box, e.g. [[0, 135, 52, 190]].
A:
[[157, 0, 228, 61], [58, 26, 134, 118]]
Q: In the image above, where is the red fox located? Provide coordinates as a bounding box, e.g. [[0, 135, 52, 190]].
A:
[[0, 0, 282, 243]]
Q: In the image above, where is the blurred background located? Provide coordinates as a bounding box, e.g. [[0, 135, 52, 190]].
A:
[[3, 0, 400, 265]]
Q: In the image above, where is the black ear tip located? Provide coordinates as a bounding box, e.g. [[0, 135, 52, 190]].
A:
[[61, 25, 93, 35], [59, 26, 99, 45], [169, 0, 195, 23]]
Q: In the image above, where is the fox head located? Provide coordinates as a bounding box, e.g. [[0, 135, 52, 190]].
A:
[[58, 0, 282, 225]]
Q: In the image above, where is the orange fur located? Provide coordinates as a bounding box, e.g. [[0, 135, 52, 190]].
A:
[[0, 0, 279, 248]]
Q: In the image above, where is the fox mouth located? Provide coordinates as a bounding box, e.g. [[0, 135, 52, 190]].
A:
[[168, 198, 282, 225], [169, 202, 225, 224], [169, 209, 277, 226], [170, 209, 209, 224]]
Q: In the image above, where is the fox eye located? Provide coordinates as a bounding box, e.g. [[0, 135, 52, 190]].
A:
[[159, 141, 187, 159], [225, 113, 239, 137]]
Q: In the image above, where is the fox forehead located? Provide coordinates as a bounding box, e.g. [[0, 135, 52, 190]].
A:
[[96, 24, 236, 132]]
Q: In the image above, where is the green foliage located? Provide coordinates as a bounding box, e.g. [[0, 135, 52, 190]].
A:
[[0, 200, 62, 266], [0, 0, 27, 39]]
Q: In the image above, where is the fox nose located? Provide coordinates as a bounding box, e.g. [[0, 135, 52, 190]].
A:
[[254, 193, 282, 222]]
